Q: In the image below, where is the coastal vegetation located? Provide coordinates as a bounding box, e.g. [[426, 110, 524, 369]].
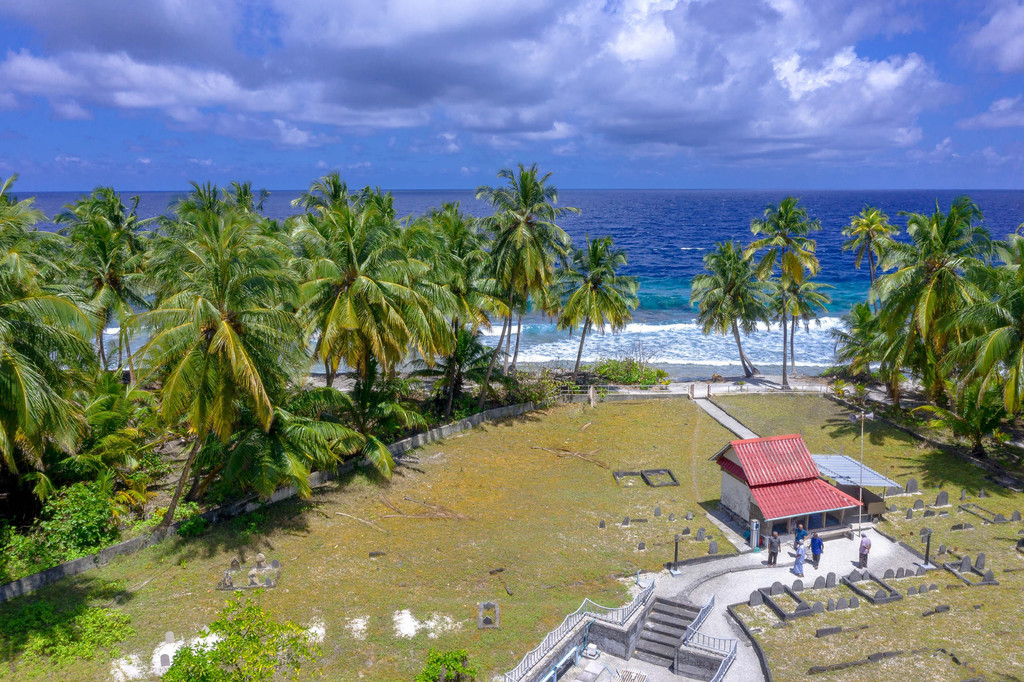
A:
[[0, 165, 640, 583]]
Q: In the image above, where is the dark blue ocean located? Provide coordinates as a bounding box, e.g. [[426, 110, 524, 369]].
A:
[[29, 189, 1024, 378]]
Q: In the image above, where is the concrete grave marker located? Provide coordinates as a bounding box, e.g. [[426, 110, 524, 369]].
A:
[[230, 557, 241, 570], [814, 576, 825, 589], [875, 589, 888, 601], [896, 568, 906, 579], [271, 559, 280, 569], [993, 513, 1007, 524], [983, 570, 995, 583], [836, 597, 848, 610], [827, 598, 835, 611], [599, 519, 605, 529], [165, 631, 175, 644], [255, 553, 266, 569], [908, 586, 917, 596], [696, 527, 706, 541], [887, 505, 898, 512], [906, 478, 919, 494], [939, 511, 950, 517], [1012, 510, 1022, 522], [637, 542, 646, 551], [930, 584, 938, 591], [961, 489, 968, 501], [906, 509, 914, 520], [681, 527, 690, 535], [668, 513, 675, 522], [975, 553, 986, 570], [920, 527, 932, 537], [654, 506, 661, 517], [938, 544, 946, 555], [160, 654, 171, 668], [685, 511, 694, 521], [884, 568, 895, 580], [979, 488, 988, 498], [913, 499, 925, 510], [265, 577, 274, 587], [749, 591, 764, 607], [770, 581, 784, 596], [935, 491, 949, 506], [708, 540, 718, 555], [478, 601, 500, 629], [916, 566, 926, 576], [622, 516, 630, 527], [924, 510, 935, 518], [825, 572, 837, 588], [886, 485, 902, 496], [959, 555, 972, 573], [792, 579, 804, 592], [795, 602, 812, 614], [850, 596, 859, 608], [812, 601, 825, 614]]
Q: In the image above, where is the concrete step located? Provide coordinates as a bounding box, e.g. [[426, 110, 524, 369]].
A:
[[643, 619, 688, 639], [634, 638, 676, 660], [647, 611, 692, 629], [651, 601, 699, 619], [675, 662, 716, 680], [633, 648, 674, 668], [637, 629, 679, 647]]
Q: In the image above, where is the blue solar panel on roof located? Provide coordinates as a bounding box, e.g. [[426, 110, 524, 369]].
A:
[[811, 455, 900, 488]]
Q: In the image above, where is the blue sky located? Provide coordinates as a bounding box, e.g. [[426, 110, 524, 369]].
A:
[[1, 0, 1023, 191]]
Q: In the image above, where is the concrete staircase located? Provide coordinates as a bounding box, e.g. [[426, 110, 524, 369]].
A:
[[632, 598, 698, 669]]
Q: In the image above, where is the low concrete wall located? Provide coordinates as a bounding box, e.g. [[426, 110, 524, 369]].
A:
[[1, 401, 540, 604], [726, 603, 774, 682]]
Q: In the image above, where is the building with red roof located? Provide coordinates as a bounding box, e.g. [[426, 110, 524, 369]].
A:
[[711, 434, 862, 538]]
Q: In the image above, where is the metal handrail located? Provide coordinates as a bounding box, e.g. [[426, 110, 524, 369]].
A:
[[503, 579, 655, 682], [676, 594, 738, 682], [684, 594, 715, 643]]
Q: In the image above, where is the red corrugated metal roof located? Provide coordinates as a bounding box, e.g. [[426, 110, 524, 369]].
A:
[[726, 435, 819, 486], [751, 478, 862, 520], [717, 457, 747, 483]]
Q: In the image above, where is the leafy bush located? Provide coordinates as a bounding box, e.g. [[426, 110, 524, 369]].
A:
[[163, 592, 320, 681], [414, 648, 477, 682], [0, 599, 133, 665], [131, 500, 201, 536], [177, 514, 210, 538], [230, 509, 269, 542], [504, 370, 569, 408], [585, 357, 668, 387]]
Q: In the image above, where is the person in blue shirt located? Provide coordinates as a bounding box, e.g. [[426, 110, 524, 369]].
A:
[[793, 523, 808, 549], [810, 532, 824, 569]]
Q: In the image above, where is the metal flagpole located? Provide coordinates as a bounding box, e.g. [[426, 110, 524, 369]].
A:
[[850, 411, 874, 530]]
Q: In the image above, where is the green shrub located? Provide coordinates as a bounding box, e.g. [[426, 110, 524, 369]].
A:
[[177, 514, 210, 538], [230, 509, 269, 541], [131, 500, 201, 536], [414, 648, 477, 682], [0, 599, 133, 665], [163, 592, 320, 681], [505, 370, 569, 408], [586, 357, 668, 387]]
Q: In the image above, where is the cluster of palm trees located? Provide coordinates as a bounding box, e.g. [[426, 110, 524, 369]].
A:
[[692, 194, 1024, 455], [0, 165, 638, 530], [690, 196, 831, 387]]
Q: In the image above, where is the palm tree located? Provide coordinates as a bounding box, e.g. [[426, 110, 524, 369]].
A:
[[414, 327, 496, 416], [830, 302, 880, 377], [746, 197, 821, 388], [136, 207, 303, 527], [782, 277, 832, 372], [555, 236, 639, 380], [291, 172, 350, 214], [690, 241, 771, 378], [842, 207, 898, 306], [225, 182, 270, 214], [476, 164, 578, 407], [914, 380, 1005, 457], [874, 197, 989, 402]]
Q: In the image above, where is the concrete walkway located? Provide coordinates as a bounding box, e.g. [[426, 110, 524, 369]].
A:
[[692, 399, 759, 440]]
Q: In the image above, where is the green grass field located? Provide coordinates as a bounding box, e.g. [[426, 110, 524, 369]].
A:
[[0, 398, 734, 681], [717, 394, 1024, 681]]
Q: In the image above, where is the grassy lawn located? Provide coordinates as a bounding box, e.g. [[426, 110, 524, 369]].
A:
[[717, 394, 1024, 681], [0, 398, 734, 681]]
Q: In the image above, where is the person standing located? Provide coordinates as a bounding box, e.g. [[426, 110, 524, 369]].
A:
[[810, 532, 823, 569], [793, 540, 806, 578], [859, 533, 871, 569], [793, 523, 808, 549], [767, 531, 781, 566]]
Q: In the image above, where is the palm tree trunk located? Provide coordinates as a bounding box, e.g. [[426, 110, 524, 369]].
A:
[[502, 315, 512, 376], [780, 287, 789, 389], [124, 334, 136, 385], [324, 360, 334, 388], [477, 316, 509, 411], [731, 321, 754, 378], [160, 439, 199, 529], [790, 317, 797, 373], [97, 328, 107, 370], [867, 244, 878, 313], [573, 318, 591, 381], [510, 313, 523, 372], [189, 462, 224, 501]]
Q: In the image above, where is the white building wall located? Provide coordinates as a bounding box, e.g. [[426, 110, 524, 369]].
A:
[[720, 473, 751, 520]]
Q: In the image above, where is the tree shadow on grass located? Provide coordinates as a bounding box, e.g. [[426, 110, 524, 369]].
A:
[[0, 576, 133, 666]]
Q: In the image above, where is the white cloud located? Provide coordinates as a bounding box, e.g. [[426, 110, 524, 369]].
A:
[[969, 1, 1024, 72], [50, 99, 92, 120], [959, 95, 1024, 129]]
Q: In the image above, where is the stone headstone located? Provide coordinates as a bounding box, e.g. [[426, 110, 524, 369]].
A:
[[826, 572, 837, 588], [770, 581, 784, 596], [271, 559, 280, 569], [961, 489, 968, 501], [935, 604, 950, 613], [812, 601, 825, 614], [887, 505, 898, 512], [696, 527, 706, 541], [906, 509, 914, 520], [908, 586, 917, 596], [883, 568, 895, 580], [795, 602, 812, 614], [964, 522, 974, 530], [622, 516, 630, 527], [916, 566, 926, 576], [654, 506, 661, 517], [975, 553, 986, 570], [165, 631, 175, 644], [979, 488, 988, 498], [681, 527, 690, 535], [935, 491, 949, 506], [230, 557, 241, 570], [255, 552, 266, 569], [478, 601, 500, 629], [848, 569, 861, 582], [1012, 510, 1022, 522], [993, 513, 1007, 524], [599, 519, 605, 529], [896, 567, 906, 579], [906, 478, 919, 494], [749, 590, 764, 607], [265, 577, 273, 587], [924, 510, 935, 518], [686, 511, 694, 521], [792, 579, 804, 592], [813, 576, 825, 589], [827, 598, 835, 611], [708, 540, 718, 555], [886, 485, 902, 496], [930, 584, 938, 591], [959, 555, 972, 573], [983, 570, 995, 583], [638, 542, 646, 551], [248, 568, 258, 586], [219, 570, 233, 589], [939, 511, 950, 517], [938, 544, 946, 555], [836, 597, 848, 610], [875, 589, 888, 601], [920, 527, 932, 537], [668, 513, 676, 522], [850, 596, 859, 608], [913, 499, 925, 510], [160, 654, 171, 667]]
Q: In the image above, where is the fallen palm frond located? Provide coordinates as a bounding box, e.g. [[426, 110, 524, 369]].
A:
[[531, 446, 608, 469], [335, 511, 386, 534]]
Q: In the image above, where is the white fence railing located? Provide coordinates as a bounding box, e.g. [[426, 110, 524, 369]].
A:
[[502, 579, 655, 682], [677, 595, 738, 682]]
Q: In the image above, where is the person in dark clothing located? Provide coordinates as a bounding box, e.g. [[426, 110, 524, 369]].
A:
[[810, 533, 823, 568], [767, 531, 781, 566]]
